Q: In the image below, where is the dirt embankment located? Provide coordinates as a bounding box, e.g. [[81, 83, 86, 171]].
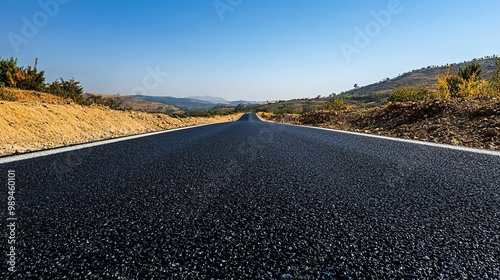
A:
[[264, 96, 500, 151], [0, 88, 240, 156]]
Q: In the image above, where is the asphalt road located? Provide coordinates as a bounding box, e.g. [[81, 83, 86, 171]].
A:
[[1, 113, 499, 279]]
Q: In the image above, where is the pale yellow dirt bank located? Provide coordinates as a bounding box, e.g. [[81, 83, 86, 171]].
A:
[[0, 88, 240, 156]]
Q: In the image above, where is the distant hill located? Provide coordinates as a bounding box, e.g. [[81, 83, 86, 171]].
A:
[[342, 56, 497, 96], [188, 96, 229, 104], [228, 100, 267, 106], [131, 95, 266, 110], [252, 56, 499, 114], [84, 93, 181, 114], [253, 98, 329, 114], [130, 95, 221, 110]]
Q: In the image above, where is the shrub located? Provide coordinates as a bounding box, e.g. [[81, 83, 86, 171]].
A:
[[46, 78, 84, 104], [388, 84, 433, 102], [436, 62, 487, 98], [302, 105, 314, 113], [275, 107, 300, 114], [0, 57, 46, 91], [0, 57, 20, 86], [87, 94, 126, 109], [457, 61, 482, 82], [455, 73, 488, 98], [436, 67, 456, 99], [324, 97, 348, 110], [0, 88, 17, 101]]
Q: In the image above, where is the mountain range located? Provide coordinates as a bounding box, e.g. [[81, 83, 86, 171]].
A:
[[129, 95, 264, 111]]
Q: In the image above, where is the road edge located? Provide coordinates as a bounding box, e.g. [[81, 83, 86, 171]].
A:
[[257, 113, 500, 157], [0, 121, 234, 164]]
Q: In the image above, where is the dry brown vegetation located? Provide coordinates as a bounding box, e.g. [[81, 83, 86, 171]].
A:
[[261, 58, 500, 151], [0, 88, 240, 156], [263, 96, 500, 151]]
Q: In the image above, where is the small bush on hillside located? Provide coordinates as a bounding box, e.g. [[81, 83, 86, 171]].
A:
[[302, 105, 315, 113], [87, 94, 126, 109], [0, 57, 20, 86], [276, 107, 300, 114], [436, 62, 487, 98], [46, 78, 84, 104], [0, 88, 18, 101], [324, 97, 348, 110], [0, 57, 46, 91], [388, 85, 433, 102], [0, 57, 89, 103]]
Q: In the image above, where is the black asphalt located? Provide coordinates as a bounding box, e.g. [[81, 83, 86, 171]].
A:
[[1, 113, 499, 279]]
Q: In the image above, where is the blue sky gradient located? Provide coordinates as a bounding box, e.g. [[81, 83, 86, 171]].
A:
[[1, 0, 499, 101]]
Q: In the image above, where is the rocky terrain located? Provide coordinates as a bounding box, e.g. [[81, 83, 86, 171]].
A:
[[0, 88, 239, 156], [264, 96, 500, 151]]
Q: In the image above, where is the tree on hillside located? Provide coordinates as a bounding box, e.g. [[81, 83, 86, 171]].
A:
[[353, 83, 359, 89], [457, 61, 482, 82]]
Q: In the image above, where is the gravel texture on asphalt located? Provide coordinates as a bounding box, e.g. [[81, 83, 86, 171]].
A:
[[1, 113, 499, 279]]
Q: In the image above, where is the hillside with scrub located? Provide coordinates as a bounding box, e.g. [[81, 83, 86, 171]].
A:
[[0, 57, 240, 156], [261, 57, 500, 151]]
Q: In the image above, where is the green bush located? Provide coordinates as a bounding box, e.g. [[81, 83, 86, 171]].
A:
[[388, 85, 433, 102], [457, 61, 482, 82], [0, 57, 19, 86], [324, 97, 347, 110], [275, 107, 300, 114], [0, 89, 17, 101], [87, 94, 126, 109], [46, 78, 84, 104], [0, 57, 45, 91], [0, 57, 88, 103]]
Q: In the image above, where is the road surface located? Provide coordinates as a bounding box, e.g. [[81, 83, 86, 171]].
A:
[[1, 113, 499, 278]]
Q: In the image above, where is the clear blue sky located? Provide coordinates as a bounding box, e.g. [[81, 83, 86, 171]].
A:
[[1, 0, 499, 101]]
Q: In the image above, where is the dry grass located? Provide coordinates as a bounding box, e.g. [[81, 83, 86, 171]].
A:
[[0, 87, 69, 103]]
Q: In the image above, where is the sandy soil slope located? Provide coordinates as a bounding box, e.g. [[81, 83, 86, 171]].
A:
[[0, 88, 240, 156]]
